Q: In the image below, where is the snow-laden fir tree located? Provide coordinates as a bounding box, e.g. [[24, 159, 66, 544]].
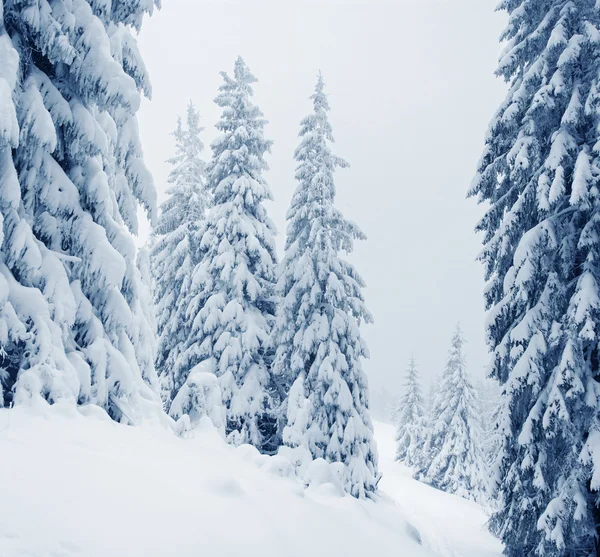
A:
[[0, 0, 163, 421], [150, 103, 209, 409], [273, 74, 379, 498], [394, 357, 426, 468], [181, 57, 278, 451], [469, 2, 600, 554], [415, 325, 487, 503]]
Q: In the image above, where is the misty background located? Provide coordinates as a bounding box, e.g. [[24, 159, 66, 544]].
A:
[[136, 0, 507, 407]]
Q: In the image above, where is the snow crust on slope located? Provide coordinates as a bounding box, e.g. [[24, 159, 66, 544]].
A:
[[0, 403, 502, 557]]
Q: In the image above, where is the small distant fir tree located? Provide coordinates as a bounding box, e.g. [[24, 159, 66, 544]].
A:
[[416, 325, 487, 503], [0, 0, 162, 421], [469, 1, 600, 555], [273, 74, 379, 498], [150, 102, 209, 410], [181, 57, 278, 452], [394, 357, 426, 468]]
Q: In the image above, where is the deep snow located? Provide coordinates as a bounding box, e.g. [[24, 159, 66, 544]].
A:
[[0, 403, 502, 557]]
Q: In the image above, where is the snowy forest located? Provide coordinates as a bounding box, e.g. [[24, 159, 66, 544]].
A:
[[1, 1, 599, 557]]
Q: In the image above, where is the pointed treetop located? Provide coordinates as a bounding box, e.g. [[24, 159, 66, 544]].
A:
[[447, 323, 467, 375], [165, 102, 205, 172], [297, 73, 347, 169], [451, 322, 465, 346], [225, 55, 257, 89], [186, 100, 204, 134], [311, 71, 329, 113], [404, 356, 419, 385], [403, 356, 421, 392], [213, 57, 269, 145]]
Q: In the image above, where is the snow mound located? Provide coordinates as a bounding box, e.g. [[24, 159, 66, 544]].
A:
[[236, 443, 269, 467], [261, 454, 296, 479], [169, 364, 225, 434], [304, 458, 345, 497]]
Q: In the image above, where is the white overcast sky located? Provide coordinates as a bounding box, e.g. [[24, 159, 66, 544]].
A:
[[136, 0, 508, 394]]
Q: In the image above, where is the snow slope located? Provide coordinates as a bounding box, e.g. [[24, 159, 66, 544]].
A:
[[377, 421, 503, 557], [0, 403, 502, 557]]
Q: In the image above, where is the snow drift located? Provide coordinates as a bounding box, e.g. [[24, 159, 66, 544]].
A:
[[0, 403, 501, 557]]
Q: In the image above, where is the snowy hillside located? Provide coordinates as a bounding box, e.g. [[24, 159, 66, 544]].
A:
[[0, 404, 502, 557], [377, 422, 502, 557]]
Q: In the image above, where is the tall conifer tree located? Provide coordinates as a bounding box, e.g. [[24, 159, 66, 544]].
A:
[[150, 103, 209, 409], [470, 1, 600, 554], [182, 57, 278, 451], [274, 74, 379, 498], [0, 0, 162, 421]]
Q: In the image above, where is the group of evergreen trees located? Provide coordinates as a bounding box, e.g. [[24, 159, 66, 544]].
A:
[[393, 326, 489, 504], [5, 0, 600, 548], [0, 1, 377, 499], [149, 60, 379, 498]]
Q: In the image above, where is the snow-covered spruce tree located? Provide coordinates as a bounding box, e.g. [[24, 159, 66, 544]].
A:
[[469, 2, 600, 554], [394, 357, 426, 467], [181, 57, 278, 451], [0, 0, 163, 421], [415, 326, 487, 502], [150, 103, 209, 409], [274, 74, 379, 498]]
